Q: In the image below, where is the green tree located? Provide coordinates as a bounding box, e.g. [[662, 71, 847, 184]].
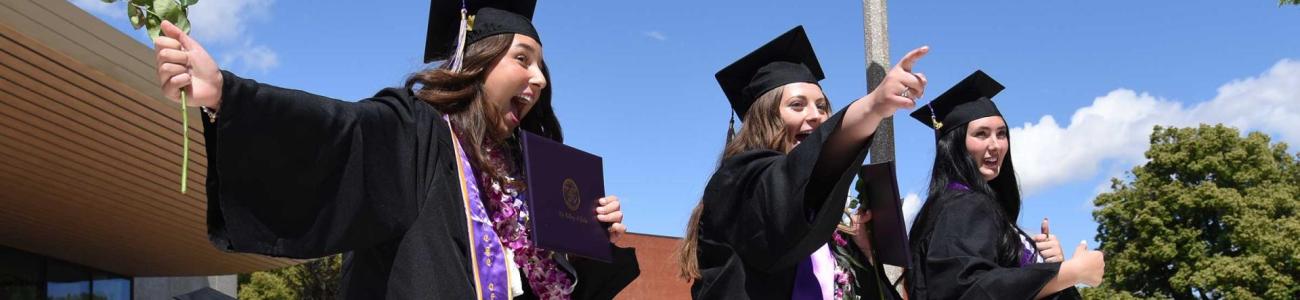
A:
[[238, 272, 293, 300], [1089, 124, 1300, 299], [239, 255, 343, 300], [1283, 0, 1300, 6]]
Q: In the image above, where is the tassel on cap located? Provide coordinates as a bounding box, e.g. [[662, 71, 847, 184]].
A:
[[450, 1, 470, 72], [725, 113, 736, 144]]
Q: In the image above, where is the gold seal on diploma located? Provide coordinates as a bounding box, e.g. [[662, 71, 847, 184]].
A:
[[562, 178, 581, 212]]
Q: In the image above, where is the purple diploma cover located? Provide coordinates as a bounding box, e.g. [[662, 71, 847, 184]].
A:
[[857, 160, 910, 268], [519, 131, 614, 262]]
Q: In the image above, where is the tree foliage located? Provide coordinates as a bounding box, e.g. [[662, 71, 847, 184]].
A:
[[1088, 124, 1300, 299], [239, 255, 343, 300]]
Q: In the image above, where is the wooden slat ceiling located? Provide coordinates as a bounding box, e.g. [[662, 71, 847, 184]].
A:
[[0, 0, 294, 276]]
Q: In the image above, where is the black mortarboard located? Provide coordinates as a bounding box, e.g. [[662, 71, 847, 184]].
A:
[[715, 26, 825, 121], [909, 70, 1005, 137], [425, 0, 541, 63], [855, 160, 910, 268]]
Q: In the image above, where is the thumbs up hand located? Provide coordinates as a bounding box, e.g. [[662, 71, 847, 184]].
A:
[[1065, 240, 1105, 287], [1033, 218, 1063, 263]]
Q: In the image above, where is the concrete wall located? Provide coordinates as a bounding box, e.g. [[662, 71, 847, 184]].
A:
[[133, 275, 237, 299]]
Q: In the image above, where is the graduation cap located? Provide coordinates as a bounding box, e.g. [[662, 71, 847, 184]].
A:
[[908, 70, 1005, 137], [424, 0, 541, 64], [715, 26, 825, 122], [855, 160, 910, 268]]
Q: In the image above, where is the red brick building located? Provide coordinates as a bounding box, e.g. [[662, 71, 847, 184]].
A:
[[616, 233, 692, 299]]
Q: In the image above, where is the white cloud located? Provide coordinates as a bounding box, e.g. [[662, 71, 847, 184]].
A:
[[1012, 59, 1300, 196], [70, 0, 125, 20], [643, 30, 668, 42], [70, 0, 281, 74], [187, 0, 273, 44], [188, 0, 279, 74], [221, 41, 279, 74], [1011, 90, 1184, 195], [902, 192, 922, 233]]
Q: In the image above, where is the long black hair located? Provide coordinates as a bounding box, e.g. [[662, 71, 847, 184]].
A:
[[909, 122, 1026, 267]]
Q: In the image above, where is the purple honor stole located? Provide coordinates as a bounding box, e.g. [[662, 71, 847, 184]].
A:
[[449, 120, 511, 300], [792, 256, 822, 300], [792, 245, 835, 300], [1019, 235, 1040, 267]]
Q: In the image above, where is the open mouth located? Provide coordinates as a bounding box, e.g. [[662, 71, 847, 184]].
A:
[[507, 94, 533, 125], [513, 94, 534, 105], [794, 132, 812, 144], [982, 157, 999, 169]]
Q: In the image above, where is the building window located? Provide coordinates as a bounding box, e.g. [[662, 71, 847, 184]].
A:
[[0, 247, 41, 299], [45, 260, 89, 300], [90, 273, 130, 300], [0, 246, 131, 300]]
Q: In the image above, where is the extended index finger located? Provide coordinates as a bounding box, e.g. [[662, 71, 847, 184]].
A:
[[1041, 218, 1051, 235], [898, 46, 930, 72]]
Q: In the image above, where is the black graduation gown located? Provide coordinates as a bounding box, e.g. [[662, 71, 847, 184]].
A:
[[200, 71, 640, 299], [908, 191, 1080, 300], [691, 107, 875, 299]]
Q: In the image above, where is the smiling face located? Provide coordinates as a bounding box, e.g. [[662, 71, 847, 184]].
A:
[[481, 34, 548, 137], [776, 82, 829, 151], [964, 116, 1009, 181]]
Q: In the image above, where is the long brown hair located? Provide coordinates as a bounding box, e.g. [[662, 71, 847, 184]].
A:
[[676, 86, 824, 280], [404, 34, 560, 184]]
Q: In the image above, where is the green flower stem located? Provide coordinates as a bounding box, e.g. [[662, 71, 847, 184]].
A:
[[180, 91, 188, 193]]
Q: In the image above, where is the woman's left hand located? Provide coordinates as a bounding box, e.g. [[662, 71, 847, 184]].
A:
[[1034, 218, 1064, 263], [596, 196, 626, 244]]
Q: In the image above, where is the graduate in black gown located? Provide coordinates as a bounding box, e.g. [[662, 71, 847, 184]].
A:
[[675, 26, 931, 299], [150, 1, 639, 298], [833, 179, 912, 300], [906, 71, 1105, 300]]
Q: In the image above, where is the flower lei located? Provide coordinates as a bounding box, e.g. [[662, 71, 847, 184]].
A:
[[829, 195, 891, 300], [479, 147, 573, 299], [831, 230, 859, 300]]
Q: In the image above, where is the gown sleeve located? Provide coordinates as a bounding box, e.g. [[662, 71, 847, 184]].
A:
[[200, 70, 443, 258], [569, 246, 642, 299], [914, 193, 1063, 300], [701, 104, 875, 273]]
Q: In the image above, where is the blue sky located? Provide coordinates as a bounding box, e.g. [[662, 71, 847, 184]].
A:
[[74, 0, 1300, 259]]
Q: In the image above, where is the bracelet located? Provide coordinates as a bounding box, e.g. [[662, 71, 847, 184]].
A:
[[200, 106, 218, 123]]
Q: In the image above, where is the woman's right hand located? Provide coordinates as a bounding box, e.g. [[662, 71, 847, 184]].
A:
[[849, 209, 876, 265], [154, 20, 222, 109], [863, 46, 929, 120], [1065, 241, 1105, 287]]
